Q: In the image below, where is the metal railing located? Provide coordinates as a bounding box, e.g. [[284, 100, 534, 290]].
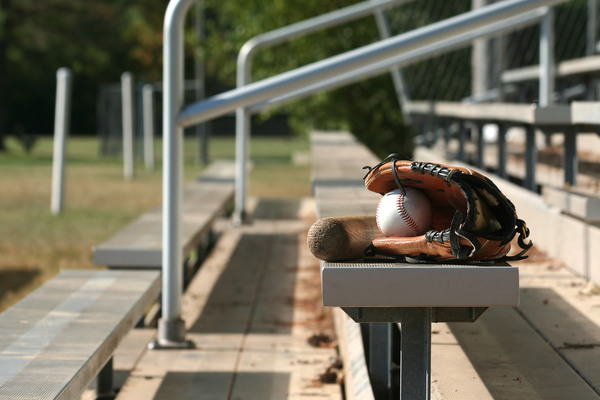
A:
[[157, 0, 568, 347], [233, 0, 412, 223]]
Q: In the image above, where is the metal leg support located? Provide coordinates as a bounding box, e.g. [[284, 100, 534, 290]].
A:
[[458, 121, 467, 162], [369, 323, 393, 399], [342, 307, 486, 400], [524, 125, 537, 191], [497, 123, 507, 179], [400, 308, 431, 400], [96, 357, 115, 400], [476, 123, 484, 169], [563, 129, 578, 187]]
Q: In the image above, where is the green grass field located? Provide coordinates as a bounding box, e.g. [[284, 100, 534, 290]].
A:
[[0, 134, 311, 312]]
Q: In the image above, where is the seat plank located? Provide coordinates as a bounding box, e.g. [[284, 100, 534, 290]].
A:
[[311, 131, 379, 187], [0, 270, 161, 400], [93, 162, 235, 268], [321, 262, 518, 307]]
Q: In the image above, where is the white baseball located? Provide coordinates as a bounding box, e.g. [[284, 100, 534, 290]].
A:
[[376, 187, 433, 237]]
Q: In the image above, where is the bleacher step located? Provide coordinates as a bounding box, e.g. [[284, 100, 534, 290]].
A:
[[115, 198, 343, 400], [542, 186, 600, 222]]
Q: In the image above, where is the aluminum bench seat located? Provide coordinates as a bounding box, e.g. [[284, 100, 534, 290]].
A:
[[310, 131, 520, 399], [0, 269, 161, 400], [92, 160, 235, 269], [310, 131, 379, 187], [405, 100, 578, 189]]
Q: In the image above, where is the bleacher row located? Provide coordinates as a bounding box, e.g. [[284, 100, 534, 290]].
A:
[[1, 127, 600, 399], [312, 130, 600, 399], [2, 51, 600, 400], [406, 100, 600, 282], [0, 161, 236, 399]]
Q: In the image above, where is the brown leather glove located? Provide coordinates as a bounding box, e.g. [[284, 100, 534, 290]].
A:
[[363, 154, 532, 263]]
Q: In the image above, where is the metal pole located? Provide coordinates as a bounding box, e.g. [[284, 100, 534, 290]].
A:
[[563, 128, 578, 186], [142, 84, 155, 171], [525, 125, 537, 191], [400, 308, 431, 400], [497, 123, 508, 178], [234, 105, 251, 225], [539, 7, 555, 106], [369, 323, 393, 399], [51, 67, 72, 215], [178, 2, 560, 127], [121, 72, 135, 180], [587, 0, 597, 56], [152, 0, 196, 349], [476, 122, 484, 169], [472, 0, 492, 103], [234, 49, 252, 225], [372, 1, 412, 121], [160, 0, 566, 347], [234, 0, 410, 223], [195, 1, 208, 165], [458, 120, 467, 162], [238, 0, 404, 60], [247, 8, 547, 115]]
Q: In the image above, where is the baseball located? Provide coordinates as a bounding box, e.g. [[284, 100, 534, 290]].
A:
[[376, 187, 433, 237]]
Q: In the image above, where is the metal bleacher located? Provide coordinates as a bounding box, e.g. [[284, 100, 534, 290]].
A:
[[4, 1, 600, 399], [112, 0, 600, 399]]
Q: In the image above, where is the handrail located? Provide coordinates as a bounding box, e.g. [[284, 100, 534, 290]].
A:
[[177, 0, 564, 127], [246, 9, 547, 114], [237, 0, 402, 73], [233, 0, 411, 223], [157, 0, 196, 348], [159, 0, 568, 346]]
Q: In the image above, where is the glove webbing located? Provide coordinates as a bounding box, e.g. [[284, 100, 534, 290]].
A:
[[363, 153, 409, 195]]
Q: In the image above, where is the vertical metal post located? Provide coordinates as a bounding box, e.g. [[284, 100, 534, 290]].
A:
[[234, 55, 252, 225], [587, 0, 598, 99], [195, 1, 208, 165], [525, 125, 537, 191], [587, 0, 597, 56], [539, 7, 555, 107], [400, 308, 431, 400], [476, 122, 484, 169], [369, 323, 393, 399], [372, 2, 412, 121], [152, 0, 196, 349], [96, 357, 114, 399], [142, 84, 155, 171], [233, 0, 412, 223], [496, 34, 508, 102], [51, 67, 72, 215], [472, 0, 491, 101], [497, 123, 507, 178], [458, 120, 467, 162], [234, 106, 251, 225], [563, 128, 578, 186], [121, 72, 135, 180]]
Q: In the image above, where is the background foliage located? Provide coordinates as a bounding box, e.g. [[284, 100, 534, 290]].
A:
[[202, 0, 412, 156], [0, 0, 168, 146], [0, 0, 423, 156]]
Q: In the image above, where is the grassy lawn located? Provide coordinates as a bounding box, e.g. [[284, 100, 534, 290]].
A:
[[0, 134, 311, 312]]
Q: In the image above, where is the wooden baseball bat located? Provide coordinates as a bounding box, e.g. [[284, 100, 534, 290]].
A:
[[307, 215, 383, 262]]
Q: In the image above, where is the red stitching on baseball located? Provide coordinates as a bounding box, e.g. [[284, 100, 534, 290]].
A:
[[376, 196, 384, 234], [397, 190, 421, 236]]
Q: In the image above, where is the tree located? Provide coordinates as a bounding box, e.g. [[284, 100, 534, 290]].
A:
[[0, 0, 168, 144], [0, 0, 14, 151], [202, 0, 412, 157]]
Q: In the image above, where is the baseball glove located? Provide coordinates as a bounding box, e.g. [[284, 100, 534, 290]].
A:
[[363, 154, 532, 263]]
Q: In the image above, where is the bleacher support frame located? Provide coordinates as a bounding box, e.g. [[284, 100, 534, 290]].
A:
[[159, 0, 569, 398]]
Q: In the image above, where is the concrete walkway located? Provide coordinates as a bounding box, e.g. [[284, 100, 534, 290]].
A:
[[112, 197, 343, 400]]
